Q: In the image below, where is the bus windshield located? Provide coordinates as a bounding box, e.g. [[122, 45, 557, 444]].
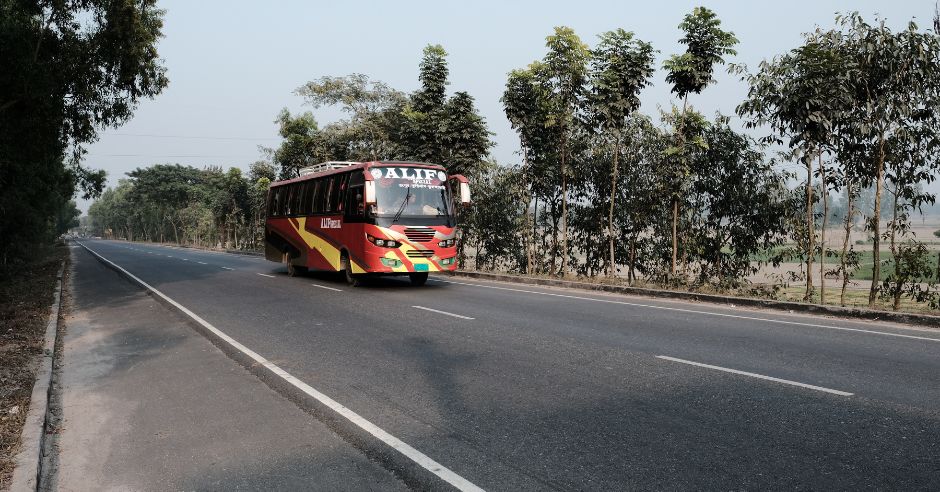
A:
[[371, 167, 452, 218]]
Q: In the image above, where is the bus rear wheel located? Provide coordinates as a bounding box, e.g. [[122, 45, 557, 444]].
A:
[[284, 253, 306, 277], [341, 252, 361, 287], [409, 272, 428, 286]]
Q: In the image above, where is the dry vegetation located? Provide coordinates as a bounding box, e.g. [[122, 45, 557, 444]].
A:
[[0, 243, 67, 488]]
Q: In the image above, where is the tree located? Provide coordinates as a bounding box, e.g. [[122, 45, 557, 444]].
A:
[[295, 74, 406, 161], [127, 164, 196, 242], [543, 26, 590, 277], [736, 30, 851, 302], [268, 109, 327, 179], [684, 116, 790, 288], [834, 13, 940, 307], [440, 91, 493, 178], [663, 7, 738, 281], [503, 64, 560, 273], [393, 45, 493, 175], [55, 200, 81, 236], [586, 29, 656, 276], [1, 0, 168, 263]]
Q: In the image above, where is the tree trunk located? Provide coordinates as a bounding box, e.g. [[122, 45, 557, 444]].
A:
[[819, 154, 828, 305], [890, 174, 902, 311], [560, 133, 569, 278], [629, 233, 638, 285], [840, 179, 855, 307], [522, 151, 534, 275], [868, 134, 885, 308], [671, 199, 679, 281], [608, 132, 621, 278], [548, 197, 559, 273], [533, 195, 541, 274], [671, 96, 689, 281], [804, 155, 815, 302]]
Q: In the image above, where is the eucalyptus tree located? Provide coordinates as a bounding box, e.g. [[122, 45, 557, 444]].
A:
[[735, 31, 850, 302], [834, 13, 940, 307], [586, 29, 656, 276], [663, 7, 738, 280], [503, 66, 546, 272], [543, 26, 590, 277]]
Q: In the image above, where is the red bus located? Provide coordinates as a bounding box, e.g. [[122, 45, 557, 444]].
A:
[[264, 161, 470, 286]]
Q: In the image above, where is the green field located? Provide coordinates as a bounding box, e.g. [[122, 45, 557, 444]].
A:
[[752, 247, 940, 283]]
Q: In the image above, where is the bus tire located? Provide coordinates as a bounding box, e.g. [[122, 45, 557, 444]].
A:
[[284, 252, 306, 277], [409, 272, 428, 286], [341, 252, 360, 287]]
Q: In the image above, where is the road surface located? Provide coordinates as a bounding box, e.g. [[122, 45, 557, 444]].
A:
[[74, 239, 940, 490]]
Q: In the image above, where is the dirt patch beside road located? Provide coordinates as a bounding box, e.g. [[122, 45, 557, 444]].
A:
[[0, 244, 67, 489]]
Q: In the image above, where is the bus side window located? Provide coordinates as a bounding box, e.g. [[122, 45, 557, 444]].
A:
[[333, 174, 348, 213], [296, 182, 307, 215], [269, 188, 277, 217]]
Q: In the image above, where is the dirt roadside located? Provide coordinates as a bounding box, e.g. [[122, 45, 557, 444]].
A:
[[0, 244, 68, 490]]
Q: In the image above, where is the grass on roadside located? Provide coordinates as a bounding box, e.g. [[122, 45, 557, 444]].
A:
[[775, 285, 937, 314], [0, 242, 67, 488]]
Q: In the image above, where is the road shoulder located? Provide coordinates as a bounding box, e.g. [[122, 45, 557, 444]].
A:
[[52, 243, 406, 490]]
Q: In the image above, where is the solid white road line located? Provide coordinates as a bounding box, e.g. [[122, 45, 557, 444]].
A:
[[221, 266, 234, 271], [656, 355, 854, 396], [77, 243, 483, 492], [412, 305, 475, 320], [311, 283, 342, 292], [435, 279, 940, 343], [257, 273, 275, 278]]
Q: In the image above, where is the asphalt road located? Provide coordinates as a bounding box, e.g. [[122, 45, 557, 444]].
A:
[[76, 239, 940, 490]]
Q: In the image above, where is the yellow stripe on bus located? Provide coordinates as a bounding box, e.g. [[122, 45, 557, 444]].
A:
[[292, 217, 350, 272]]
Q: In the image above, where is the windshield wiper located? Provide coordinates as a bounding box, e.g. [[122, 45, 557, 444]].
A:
[[392, 185, 412, 223]]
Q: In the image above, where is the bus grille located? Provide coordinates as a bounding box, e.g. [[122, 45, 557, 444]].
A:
[[406, 250, 435, 258], [403, 227, 435, 243]]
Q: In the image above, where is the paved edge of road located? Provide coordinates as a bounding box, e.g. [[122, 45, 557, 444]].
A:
[[73, 241, 482, 492], [93, 239, 940, 328], [449, 270, 940, 329], [9, 263, 64, 492]]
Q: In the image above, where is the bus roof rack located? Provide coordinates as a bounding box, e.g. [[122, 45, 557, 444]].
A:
[[298, 161, 360, 176]]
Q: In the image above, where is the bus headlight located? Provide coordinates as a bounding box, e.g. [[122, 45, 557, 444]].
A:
[[438, 239, 455, 248], [367, 234, 399, 248]]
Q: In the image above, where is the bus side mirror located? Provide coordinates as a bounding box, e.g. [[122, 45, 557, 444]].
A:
[[364, 181, 376, 205], [449, 174, 471, 205]]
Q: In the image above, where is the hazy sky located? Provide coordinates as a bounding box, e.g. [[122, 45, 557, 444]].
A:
[[79, 0, 939, 212]]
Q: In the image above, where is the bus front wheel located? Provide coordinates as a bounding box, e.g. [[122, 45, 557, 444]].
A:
[[341, 252, 361, 287], [409, 272, 428, 286]]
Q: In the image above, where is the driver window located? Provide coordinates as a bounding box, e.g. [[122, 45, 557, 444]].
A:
[[345, 186, 363, 219]]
